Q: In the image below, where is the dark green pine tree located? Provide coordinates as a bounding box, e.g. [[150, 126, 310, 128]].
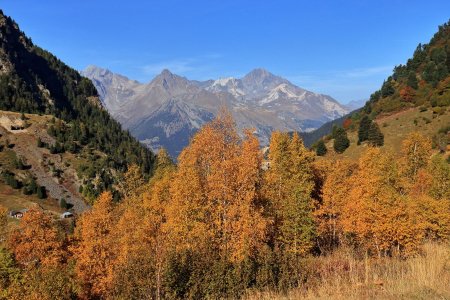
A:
[[358, 116, 371, 144], [28, 177, 38, 193], [381, 79, 395, 97], [331, 124, 340, 139], [316, 140, 327, 156], [333, 127, 350, 154], [37, 186, 47, 199], [367, 123, 384, 147], [59, 198, 68, 209], [407, 71, 418, 89], [422, 61, 437, 84], [36, 137, 44, 148]]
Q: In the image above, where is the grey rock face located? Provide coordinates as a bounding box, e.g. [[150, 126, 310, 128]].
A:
[[83, 66, 350, 158]]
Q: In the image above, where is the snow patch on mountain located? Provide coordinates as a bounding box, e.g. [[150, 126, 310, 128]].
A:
[[260, 83, 306, 105], [206, 77, 246, 97]]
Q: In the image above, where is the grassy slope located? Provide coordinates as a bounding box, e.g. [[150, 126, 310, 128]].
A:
[[244, 243, 450, 300], [0, 183, 63, 217], [321, 107, 450, 160]]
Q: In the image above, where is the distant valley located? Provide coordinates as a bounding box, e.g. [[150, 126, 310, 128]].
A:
[[83, 66, 350, 157]]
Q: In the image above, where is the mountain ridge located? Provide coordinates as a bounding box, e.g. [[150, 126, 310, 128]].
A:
[[83, 66, 349, 157]]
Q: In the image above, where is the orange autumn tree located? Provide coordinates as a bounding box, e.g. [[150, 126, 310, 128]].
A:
[[341, 147, 425, 256], [314, 159, 355, 251], [121, 163, 147, 199], [402, 153, 450, 241], [401, 132, 432, 179], [427, 154, 450, 200], [166, 109, 268, 262], [0, 205, 7, 240], [399, 86, 415, 101], [111, 202, 155, 299], [111, 148, 176, 300], [6, 209, 75, 299], [342, 118, 352, 129], [412, 194, 450, 241], [141, 148, 176, 300], [74, 191, 117, 299], [7, 208, 65, 268]]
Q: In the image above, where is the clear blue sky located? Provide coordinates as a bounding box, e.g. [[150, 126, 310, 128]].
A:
[[1, 1, 449, 103]]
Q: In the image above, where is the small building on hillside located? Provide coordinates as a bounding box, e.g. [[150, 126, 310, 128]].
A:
[[9, 209, 28, 219], [61, 211, 74, 219], [10, 125, 25, 130]]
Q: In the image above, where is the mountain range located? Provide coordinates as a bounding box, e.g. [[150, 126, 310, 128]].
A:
[[83, 66, 350, 157]]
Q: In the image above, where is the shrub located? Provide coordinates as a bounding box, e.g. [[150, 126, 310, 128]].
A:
[[14, 158, 26, 170], [60, 198, 68, 209], [37, 137, 44, 148], [37, 186, 47, 199]]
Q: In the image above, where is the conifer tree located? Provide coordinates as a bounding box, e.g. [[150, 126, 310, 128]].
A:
[[316, 140, 327, 156], [381, 79, 395, 97], [358, 115, 371, 144], [367, 122, 384, 147], [265, 132, 316, 255], [59, 198, 67, 209], [37, 186, 47, 199], [333, 127, 350, 154], [36, 137, 44, 147], [407, 71, 418, 89]]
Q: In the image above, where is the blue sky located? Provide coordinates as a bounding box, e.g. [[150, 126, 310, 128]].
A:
[[1, 1, 449, 103]]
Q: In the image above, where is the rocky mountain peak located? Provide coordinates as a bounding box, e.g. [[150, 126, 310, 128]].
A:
[[160, 68, 173, 77], [150, 69, 194, 93], [243, 68, 280, 82], [153, 69, 180, 83], [241, 68, 289, 97], [82, 65, 138, 85], [83, 65, 113, 78], [245, 68, 271, 78]]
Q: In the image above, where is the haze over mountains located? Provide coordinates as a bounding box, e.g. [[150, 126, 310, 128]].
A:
[[84, 66, 350, 157], [345, 99, 367, 111]]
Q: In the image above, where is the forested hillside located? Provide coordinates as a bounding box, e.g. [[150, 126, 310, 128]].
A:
[[306, 20, 450, 159], [364, 20, 450, 115], [299, 109, 360, 147], [0, 10, 154, 201]]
